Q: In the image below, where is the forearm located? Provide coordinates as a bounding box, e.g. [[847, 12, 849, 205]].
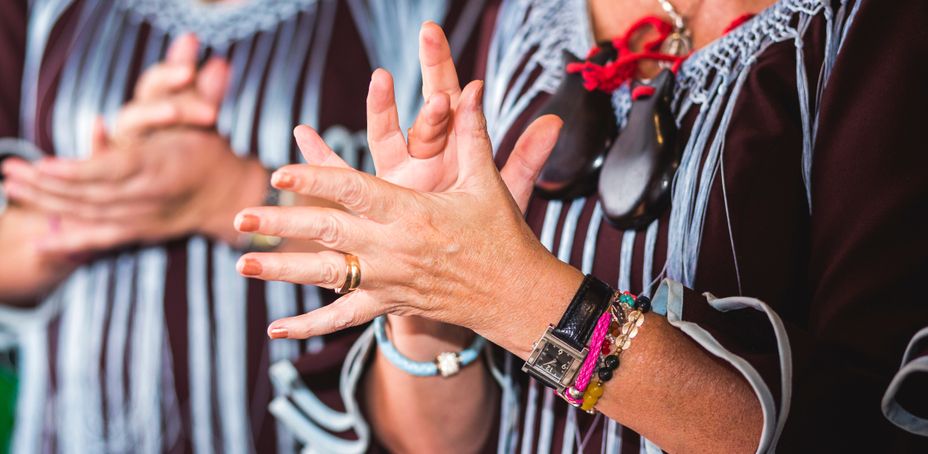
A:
[[364, 316, 498, 453], [481, 258, 762, 453], [0, 206, 75, 304]]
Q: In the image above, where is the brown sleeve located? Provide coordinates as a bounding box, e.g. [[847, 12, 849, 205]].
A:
[[0, 0, 27, 138], [786, 0, 928, 449], [663, 0, 928, 451]]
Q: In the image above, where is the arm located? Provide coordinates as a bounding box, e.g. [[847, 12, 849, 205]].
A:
[[0, 0, 76, 304], [239, 81, 765, 453], [363, 318, 499, 453]]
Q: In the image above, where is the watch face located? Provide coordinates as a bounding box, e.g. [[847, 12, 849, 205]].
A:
[[534, 342, 573, 381]]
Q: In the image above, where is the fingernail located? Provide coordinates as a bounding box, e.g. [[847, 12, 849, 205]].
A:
[[237, 213, 260, 232], [272, 172, 295, 189], [268, 327, 289, 339], [239, 258, 262, 276]]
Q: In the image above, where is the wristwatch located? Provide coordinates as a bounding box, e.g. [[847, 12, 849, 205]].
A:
[[522, 274, 614, 392], [0, 138, 45, 218]]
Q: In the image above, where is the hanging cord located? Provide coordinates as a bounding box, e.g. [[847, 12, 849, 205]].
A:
[[566, 17, 687, 93], [565, 14, 755, 95]]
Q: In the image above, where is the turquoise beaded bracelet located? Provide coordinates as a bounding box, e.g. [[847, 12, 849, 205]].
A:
[[373, 316, 486, 377]]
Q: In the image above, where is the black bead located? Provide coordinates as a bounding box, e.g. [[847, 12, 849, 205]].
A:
[[598, 367, 614, 382], [603, 354, 620, 370], [637, 295, 652, 313]]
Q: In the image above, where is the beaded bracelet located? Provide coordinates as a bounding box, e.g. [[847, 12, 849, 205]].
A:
[[578, 292, 651, 413], [372, 316, 487, 378]]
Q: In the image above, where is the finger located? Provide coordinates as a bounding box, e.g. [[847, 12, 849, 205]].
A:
[[234, 206, 368, 251], [91, 116, 111, 156], [266, 291, 383, 339], [294, 125, 349, 168], [134, 63, 196, 101], [165, 33, 199, 65], [10, 170, 123, 205], [419, 21, 461, 105], [453, 80, 495, 182], [34, 152, 139, 183], [269, 165, 403, 219], [5, 178, 96, 217], [197, 57, 231, 106], [366, 69, 408, 173], [114, 96, 217, 138], [406, 91, 451, 159], [1, 157, 38, 183], [237, 250, 352, 288], [37, 222, 132, 255], [500, 114, 563, 212], [3, 178, 155, 220]]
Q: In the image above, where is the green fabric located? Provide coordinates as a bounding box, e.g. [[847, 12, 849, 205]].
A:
[[0, 362, 15, 454]]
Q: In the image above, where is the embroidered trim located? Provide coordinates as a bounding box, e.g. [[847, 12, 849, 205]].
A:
[[117, 0, 318, 47]]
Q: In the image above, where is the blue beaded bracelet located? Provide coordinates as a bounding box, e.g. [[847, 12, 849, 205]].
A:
[[373, 315, 487, 377]]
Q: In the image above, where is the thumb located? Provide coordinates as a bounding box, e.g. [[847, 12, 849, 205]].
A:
[[165, 33, 199, 65], [293, 125, 350, 168], [197, 57, 231, 106], [500, 115, 563, 212], [452, 80, 496, 185]]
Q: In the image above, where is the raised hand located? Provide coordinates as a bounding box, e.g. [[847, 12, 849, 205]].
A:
[[291, 21, 546, 211], [233, 80, 575, 353]]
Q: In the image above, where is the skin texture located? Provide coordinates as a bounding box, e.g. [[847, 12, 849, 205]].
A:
[[238, 14, 765, 453]]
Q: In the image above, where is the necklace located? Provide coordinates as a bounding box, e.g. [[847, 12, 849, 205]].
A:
[[657, 0, 693, 57], [533, 1, 753, 228], [533, 0, 693, 228]]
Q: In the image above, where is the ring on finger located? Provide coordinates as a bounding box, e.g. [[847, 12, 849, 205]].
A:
[[335, 254, 361, 294]]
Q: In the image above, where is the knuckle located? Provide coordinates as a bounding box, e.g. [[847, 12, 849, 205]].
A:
[[317, 215, 342, 245], [319, 261, 341, 287], [332, 307, 359, 331], [336, 177, 370, 212]]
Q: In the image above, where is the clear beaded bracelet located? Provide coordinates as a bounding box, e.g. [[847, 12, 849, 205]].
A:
[[372, 315, 487, 378]]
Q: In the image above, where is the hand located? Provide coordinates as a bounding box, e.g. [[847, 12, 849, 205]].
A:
[[109, 33, 230, 144], [3, 128, 266, 253], [0, 34, 265, 254], [234, 81, 583, 357], [267, 23, 555, 347]]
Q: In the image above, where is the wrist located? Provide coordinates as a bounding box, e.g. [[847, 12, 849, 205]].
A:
[[385, 315, 475, 362], [478, 249, 585, 360]]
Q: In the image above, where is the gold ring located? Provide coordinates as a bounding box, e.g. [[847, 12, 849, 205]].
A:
[[336, 254, 361, 294]]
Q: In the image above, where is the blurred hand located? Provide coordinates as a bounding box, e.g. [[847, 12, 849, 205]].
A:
[[0, 33, 266, 254], [2, 128, 265, 253], [109, 33, 230, 144]]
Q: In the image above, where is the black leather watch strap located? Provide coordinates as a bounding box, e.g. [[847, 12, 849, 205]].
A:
[[552, 275, 614, 351]]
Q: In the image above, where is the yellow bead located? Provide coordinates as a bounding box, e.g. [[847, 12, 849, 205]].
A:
[[590, 384, 604, 398], [580, 396, 596, 412]]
